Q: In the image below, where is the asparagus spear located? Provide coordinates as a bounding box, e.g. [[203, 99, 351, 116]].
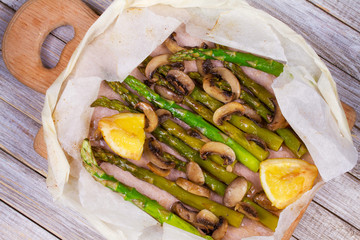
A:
[[106, 80, 140, 108], [163, 151, 187, 172], [152, 127, 238, 186], [224, 62, 275, 111], [90, 97, 227, 195], [80, 139, 210, 238], [276, 128, 308, 158], [243, 197, 278, 231], [183, 95, 269, 161], [157, 141, 228, 196], [169, 48, 284, 76], [161, 119, 236, 168], [90, 96, 137, 113], [190, 88, 283, 151], [188, 72, 273, 123], [123, 76, 260, 172], [92, 146, 244, 227]]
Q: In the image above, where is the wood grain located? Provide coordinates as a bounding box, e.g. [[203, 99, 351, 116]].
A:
[[0, 98, 46, 176], [247, 0, 360, 80], [308, 0, 360, 32], [293, 201, 360, 240], [0, 149, 105, 240], [0, 201, 58, 240], [2, 0, 98, 93], [314, 173, 360, 229]]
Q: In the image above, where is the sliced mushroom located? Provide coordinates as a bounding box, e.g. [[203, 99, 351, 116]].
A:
[[213, 102, 246, 125], [176, 178, 211, 198], [186, 128, 210, 142], [211, 218, 228, 240], [246, 185, 257, 198], [145, 137, 176, 170], [186, 162, 205, 185], [213, 68, 241, 99], [267, 100, 288, 131], [203, 74, 232, 103], [245, 133, 268, 151], [196, 209, 219, 234], [253, 192, 279, 212], [155, 109, 172, 123], [154, 84, 184, 103], [223, 177, 249, 208], [164, 33, 185, 53], [166, 70, 195, 95], [171, 202, 198, 223], [200, 141, 236, 165], [145, 54, 170, 79], [234, 202, 259, 221], [147, 162, 171, 177], [196, 59, 213, 76], [135, 102, 158, 132], [203, 67, 241, 103]]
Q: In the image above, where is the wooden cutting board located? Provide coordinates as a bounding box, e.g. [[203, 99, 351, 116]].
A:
[[2, 0, 357, 239]]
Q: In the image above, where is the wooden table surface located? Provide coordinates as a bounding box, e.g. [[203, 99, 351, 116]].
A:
[[0, 0, 359, 239]]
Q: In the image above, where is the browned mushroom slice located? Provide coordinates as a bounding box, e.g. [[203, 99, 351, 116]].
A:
[[171, 201, 198, 223], [211, 218, 228, 240], [246, 185, 257, 198], [154, 85, 184, 103], [203, 67, 241, 103], [186, 162, 205, 185], [155, 109, 172, 123], [144, 137, 176, 170], [253, 192, 279, 212], [244, 133, 268, 151], [267, 100, 288, 131], [186, 128, 210, 142], [135, 102, 158, 132], [166, 70, 195, 95], [196, 209, 219, 234], [234, 202, 259, 221], [176, 178, 211, 198], [200, 141, 236, 165], [147, 162, 171, 177], [164, 33, 185, 53], [223, 177, 249, 208], [196, 59, 213, 76], [213, 102, 246, 125], [145, 54, 170, 79]]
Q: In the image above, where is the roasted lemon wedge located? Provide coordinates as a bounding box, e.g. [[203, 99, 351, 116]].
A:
[[260, 158, 318, 209], [98, 113, 145, 160]]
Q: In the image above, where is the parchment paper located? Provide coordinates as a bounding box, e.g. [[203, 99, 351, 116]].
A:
[[42, 0, 358, 239]]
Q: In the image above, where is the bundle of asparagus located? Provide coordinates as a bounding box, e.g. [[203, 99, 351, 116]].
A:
[[83, 31, 313, 239]]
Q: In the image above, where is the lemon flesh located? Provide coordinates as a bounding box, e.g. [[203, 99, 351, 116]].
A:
[[260, 158, 318, 209], [98, 113, 145, 160]]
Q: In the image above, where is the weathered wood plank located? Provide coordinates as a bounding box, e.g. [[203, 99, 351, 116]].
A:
[[0, 52, 44, 124], [247, 0, 360, 80], [0, 149, 105, 240], [313, 173, 360, 229], [0, 99, 46, 175], [0, 201, 59, 240], [308, 0, 360, 32], [293, 201, 360, 240], [82, 0, 112, 15]]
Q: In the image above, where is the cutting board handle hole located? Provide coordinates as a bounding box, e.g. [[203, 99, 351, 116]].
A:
[[40, 25, 75, 69]]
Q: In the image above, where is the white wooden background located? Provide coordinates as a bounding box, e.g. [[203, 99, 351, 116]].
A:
[[0, 0, 359, 239]]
